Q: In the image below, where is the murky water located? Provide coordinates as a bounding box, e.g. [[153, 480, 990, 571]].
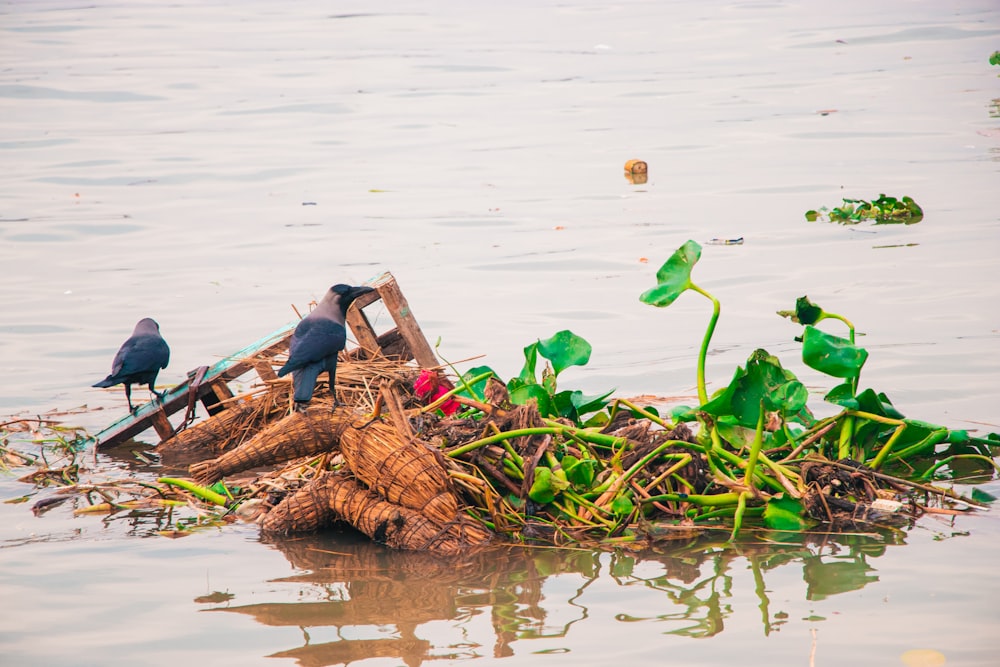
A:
[[2, 1, 999, 665]]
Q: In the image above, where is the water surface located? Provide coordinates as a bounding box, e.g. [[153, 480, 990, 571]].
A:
[[2, 1, 999, 665]]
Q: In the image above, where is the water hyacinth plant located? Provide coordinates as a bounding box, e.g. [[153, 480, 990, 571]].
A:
[[434, 239, 997, 543], [805, 194, 923, 224]]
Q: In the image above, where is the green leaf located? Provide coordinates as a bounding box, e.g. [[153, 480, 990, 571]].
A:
[[551, 389, 580, 421], [528, 467, 557, 504], [610, 495, 635, 516], [805, 210, 819, 221], [768, 380, 808, 414], [459, 365, 497, 400], [537, 330, 592, 377], [971, 487, 997, 503], [715, 417, 755, 449], [702, 349, 811, 427], [563, 455, 598, 488], [639, 240, 702, 308], [824, 382, 858, 408], [583, 411, 610, 428], [777, 296, 826, 325], [570, 387, 616, 415], [801, 325, 868, 378], [854, 388, 905, 420], [508, 381, 554, 417], [517, 342, 540, 383], [763, 496, 808, 531], [991, 51, 1000, 66], [668, 405, 698, 422]]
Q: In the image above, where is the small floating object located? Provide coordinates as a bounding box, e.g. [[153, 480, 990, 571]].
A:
[[706, 237, 744, 245], [624, 159, 648, 184], [871, 498, 904, 513]]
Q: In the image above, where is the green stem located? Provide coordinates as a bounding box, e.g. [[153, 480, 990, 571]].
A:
[[158, 477, 228, 507], [888, 428, 949, 462], [501, 440, 525, 471], [838, 416, 855, 460], [845, 410, 905, 426], [715, 448, 787, 494], [422, 371, 494, 412], [641, 491, 741, 507], [614, 398, 673, 429], [824, 312, 856, 344], [918, 454, 1000, 481], [446, 427, 559, 458], [743, 403, 765, 491], [689, 282, 721, 405], [729, 491, 749, 541], [692, 505, 765, 522], [868, 422, 907, 470]]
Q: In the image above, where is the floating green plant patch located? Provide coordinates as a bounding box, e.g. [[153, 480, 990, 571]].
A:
[[805, 194, 923, 224]]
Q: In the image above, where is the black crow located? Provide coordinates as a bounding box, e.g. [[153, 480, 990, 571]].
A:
[[277, 284, 374, 411], [92, 317, 170, 413]]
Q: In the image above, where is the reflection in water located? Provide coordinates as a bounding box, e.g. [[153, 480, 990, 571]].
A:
[[203, 529, 905, 665]]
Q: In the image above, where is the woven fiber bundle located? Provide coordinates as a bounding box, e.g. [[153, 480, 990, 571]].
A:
[[259, 475, 338, 535], [339, 420, 458, 524], [189, 406, 353, 485], [156, 392, 282, 466], [261, 472, 492, 554], [324, 473, 491, 555]]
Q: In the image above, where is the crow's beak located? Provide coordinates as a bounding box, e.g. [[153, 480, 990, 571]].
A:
[[346, 285, 375, 303]]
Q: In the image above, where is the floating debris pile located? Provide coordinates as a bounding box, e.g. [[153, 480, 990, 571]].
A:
[[4, 260, 997, 554]]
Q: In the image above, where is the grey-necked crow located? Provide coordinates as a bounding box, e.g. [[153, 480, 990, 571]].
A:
[[277, 284, 374, 410], [92, 317, 170, 413]]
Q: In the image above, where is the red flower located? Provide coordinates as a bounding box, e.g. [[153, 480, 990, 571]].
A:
[[414, 370, 460, 415]]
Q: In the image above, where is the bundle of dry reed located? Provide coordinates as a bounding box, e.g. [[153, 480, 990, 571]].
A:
[[155, 391, 285, 466], [339, 420, 459, 524], [259, 474, 338, 535], [189, 405, 353, 485], [261, 472, 490, 554]]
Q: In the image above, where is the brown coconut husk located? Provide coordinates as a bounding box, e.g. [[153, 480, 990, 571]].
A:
[[189, 403, 354, 485], [262, 472, 492, 555], [339, 420, 459, 524]]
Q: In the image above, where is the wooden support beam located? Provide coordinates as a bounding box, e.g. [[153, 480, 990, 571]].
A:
[[345, 304, 382, 360], [149, 408, 175, 442], [371, 273, 438, 368], [252, 359, 279, 381]]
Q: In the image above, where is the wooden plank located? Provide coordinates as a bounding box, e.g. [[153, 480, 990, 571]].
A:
[[372, 273, 439, 368]]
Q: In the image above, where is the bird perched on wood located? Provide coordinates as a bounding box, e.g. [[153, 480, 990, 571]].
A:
[[92, 317, 170, 413], [277, 283, 374, 411]]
